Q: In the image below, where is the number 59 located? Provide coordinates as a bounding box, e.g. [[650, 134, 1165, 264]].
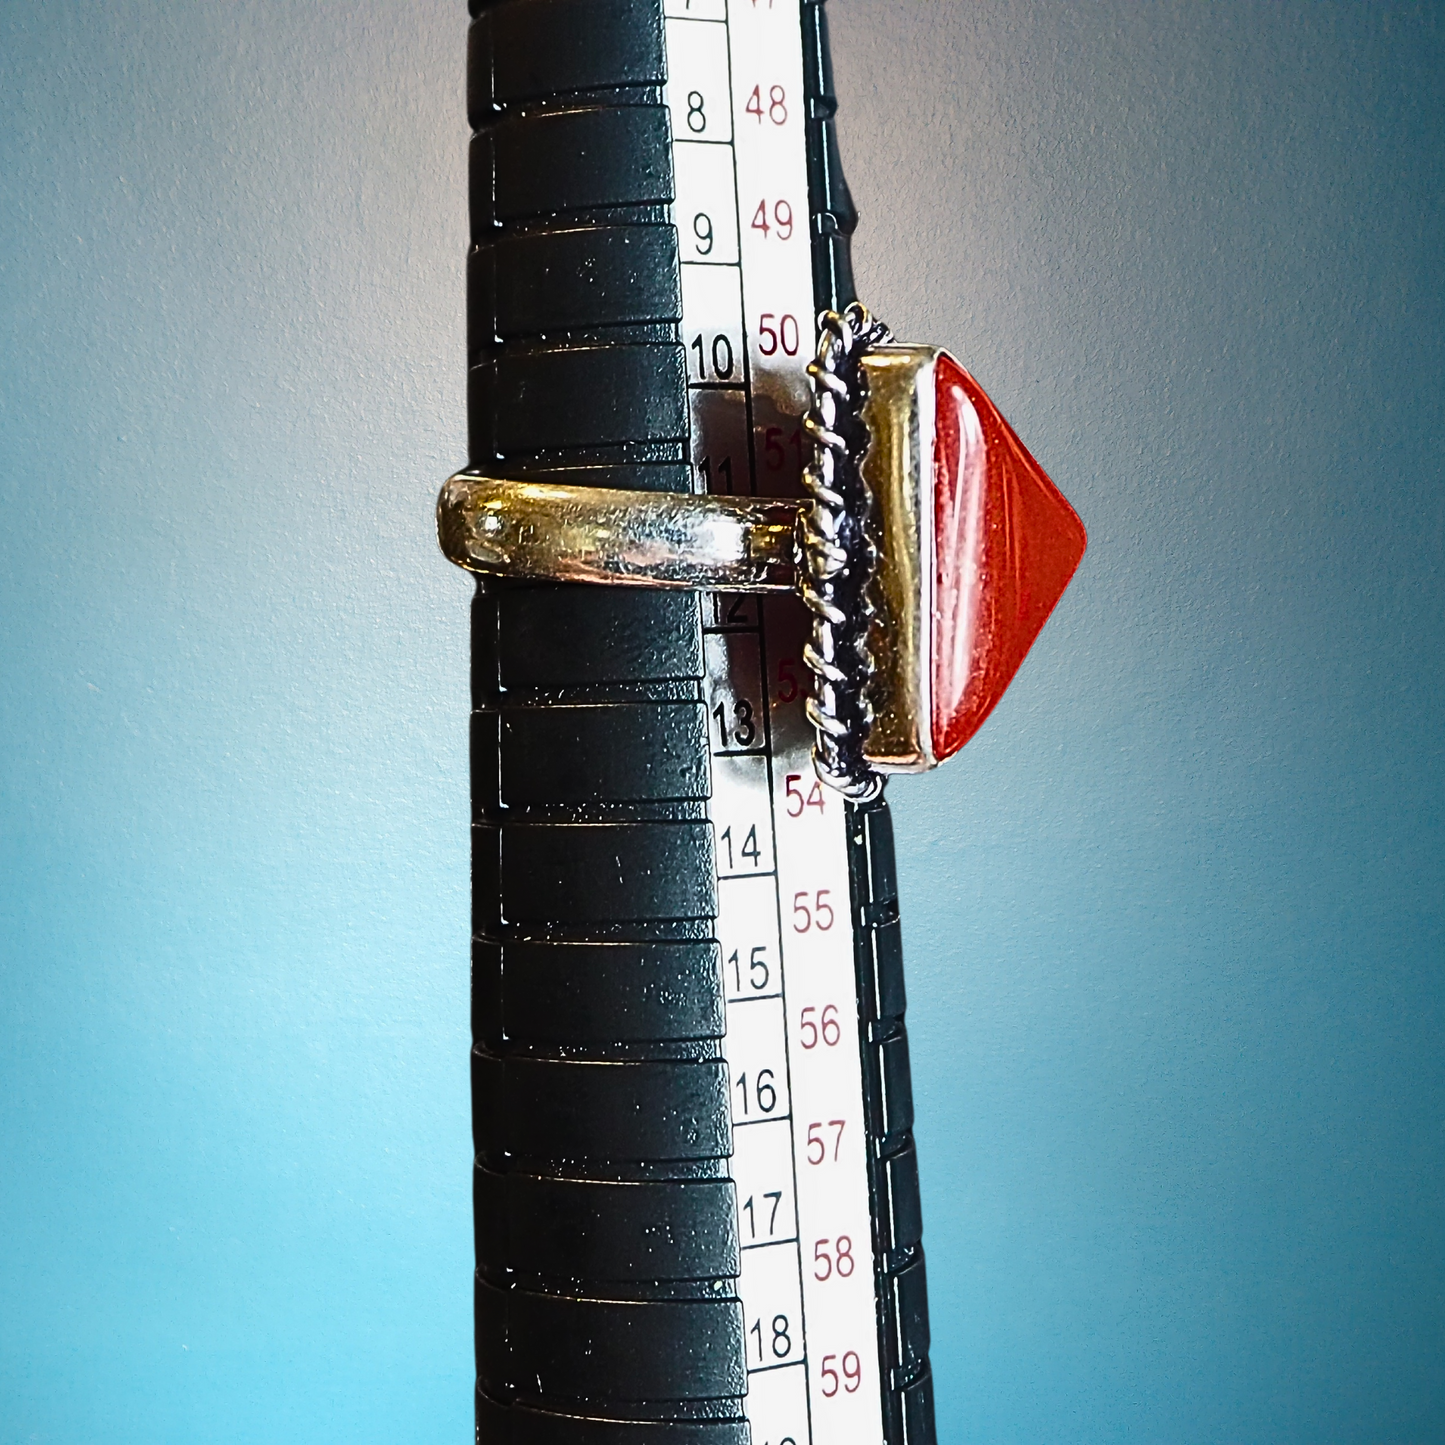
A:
[[819, 1350, 862, 1397]]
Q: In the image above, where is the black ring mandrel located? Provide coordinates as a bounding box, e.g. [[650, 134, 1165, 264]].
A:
[[466, 4, 936, 1444], [468, 0, 742, 1438]]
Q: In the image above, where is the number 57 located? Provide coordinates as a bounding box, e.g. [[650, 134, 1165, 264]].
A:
[[806, 1119, 846, 1165]]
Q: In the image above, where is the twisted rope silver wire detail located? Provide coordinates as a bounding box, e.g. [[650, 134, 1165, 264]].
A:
[[800, 303, 891, 800]]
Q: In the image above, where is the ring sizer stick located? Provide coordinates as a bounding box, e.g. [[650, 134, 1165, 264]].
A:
[[453, 5, 1085, 1444], [663, 6, 895, 1445]]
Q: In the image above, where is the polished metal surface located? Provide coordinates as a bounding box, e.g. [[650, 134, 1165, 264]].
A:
[[858, 346, 940, 773], [437, 474, 801, 592], [437, 336, 945, 788]]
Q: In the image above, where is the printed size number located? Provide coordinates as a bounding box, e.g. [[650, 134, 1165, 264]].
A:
[[746, 84, 789, 125], [751, 1313, 795, 1363], [692, 331, 737, 382], [715, 697, 758, 749], [761, 428, 804, 474], [721, 824, 764, 871], [696, 452, 737, 493], [805, 1119, 847, 1165], [742, 1190, 786, 1240], [792, 889, 835, 933], [735, 1068, 779, 1118], [798, 1004, 841, 1049], [730, 944, 771, 993], [692, 211, 716, 256], [812, 1236, 856, 1281], [818, 1351, 863, 1396], [750, 198, 795, 240], [757, 313, 800, 357], [784, 773, 825, 817]]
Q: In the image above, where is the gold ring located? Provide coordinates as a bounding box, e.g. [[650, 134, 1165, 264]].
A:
[[437, 475, 801, 593], [436, 339, 1087, 784]]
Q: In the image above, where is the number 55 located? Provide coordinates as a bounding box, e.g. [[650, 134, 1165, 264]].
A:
[[792, 889, 835, 933]]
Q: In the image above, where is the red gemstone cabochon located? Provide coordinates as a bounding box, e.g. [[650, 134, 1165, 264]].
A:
[[931, 355, 1087, 761]]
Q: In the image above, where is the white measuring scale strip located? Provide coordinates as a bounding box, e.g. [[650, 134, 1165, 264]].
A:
[[663, 5, 886, 1444]]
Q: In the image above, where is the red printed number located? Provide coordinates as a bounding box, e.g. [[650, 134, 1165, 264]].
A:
[[762, 426, 804, 473], [757, 313, 800, 357], [792, 889, 835, 933], [784, 773, 826, 818], [745, 84, 788, 125], [750, 199, 794, 240], [813, 1236, 856, 1281], [805, 1119, 847, 1165], [799, 1004, 841, 1049], [819, 1351, 862, 1397]]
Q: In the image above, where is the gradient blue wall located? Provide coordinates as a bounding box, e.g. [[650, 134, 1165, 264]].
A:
[[1, 3, 1440, 1442]]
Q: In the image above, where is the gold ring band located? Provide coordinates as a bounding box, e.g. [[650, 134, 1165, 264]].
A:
[[437, 474, 802, 593]]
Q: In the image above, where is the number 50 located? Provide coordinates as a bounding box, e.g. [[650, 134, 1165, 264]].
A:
[[757, 312, 800, 357]]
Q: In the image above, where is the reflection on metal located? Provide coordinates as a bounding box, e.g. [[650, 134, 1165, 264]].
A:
[[438, 474, 801, 593], [434, 374, 946, 786], [858, 346, 938, 773], [436, 326, 1086, 793]]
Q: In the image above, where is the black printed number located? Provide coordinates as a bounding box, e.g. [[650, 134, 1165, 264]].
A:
[[750, 1313, 792, 1361], [696, 453, 735, 494], [742, 1190, 784, 1239], [720, 825, 762, 871], [692, 332, 735, 381], [692, 212, 714, 256], [713, 697, 757, 750], [729, 944, 770, 994], [734, 1068, 777, 1118]]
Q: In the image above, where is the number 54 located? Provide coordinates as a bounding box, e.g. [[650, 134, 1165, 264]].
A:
[[784, 773, 825, 817]]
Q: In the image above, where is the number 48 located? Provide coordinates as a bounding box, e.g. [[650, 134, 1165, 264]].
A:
[[746, 84, 788, 125]]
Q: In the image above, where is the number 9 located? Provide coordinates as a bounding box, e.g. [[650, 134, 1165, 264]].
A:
[[693, 212, 713, 256]]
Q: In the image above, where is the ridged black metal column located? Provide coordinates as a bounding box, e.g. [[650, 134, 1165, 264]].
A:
[[803, 5, 937, 1442], [467, 3, 747, 1442]]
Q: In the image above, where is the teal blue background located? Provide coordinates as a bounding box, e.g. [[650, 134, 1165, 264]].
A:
[[1, 2, 1441, 1441]]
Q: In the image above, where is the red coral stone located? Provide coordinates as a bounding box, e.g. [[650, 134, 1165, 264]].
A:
[[931, 355, 1087, 762]]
